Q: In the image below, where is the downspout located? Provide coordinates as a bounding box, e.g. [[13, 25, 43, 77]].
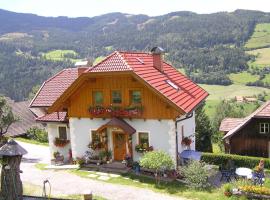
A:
[[175, 112, 193, 165]]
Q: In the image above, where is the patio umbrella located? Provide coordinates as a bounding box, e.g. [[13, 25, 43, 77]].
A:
[[179, 150, 202, 161]]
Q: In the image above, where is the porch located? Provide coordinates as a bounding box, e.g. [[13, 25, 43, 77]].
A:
[[88, 117, 136, 162]]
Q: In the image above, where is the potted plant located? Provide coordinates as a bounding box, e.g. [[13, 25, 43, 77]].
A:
[[98, 150, 107, 162], [106, 150, 112, 163], [181, 137, 192, 146], [223, 183, 232, 197]]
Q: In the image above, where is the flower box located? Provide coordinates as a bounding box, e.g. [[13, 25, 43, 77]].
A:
[[181, 137, 192, 146], [89, 105, 143, 117], [54, 138, 70, 147]]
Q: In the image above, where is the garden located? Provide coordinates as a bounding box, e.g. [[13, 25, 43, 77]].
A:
[[70, 148, 270, 200]]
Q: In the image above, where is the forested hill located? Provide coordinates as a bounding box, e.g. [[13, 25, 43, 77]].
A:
[[1, 9, 270, 100]]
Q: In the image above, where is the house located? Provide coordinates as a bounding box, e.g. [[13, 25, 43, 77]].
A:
[[29, 47, 208, 164], [220, 101, 270, 158], [6, 98, 42, 137]]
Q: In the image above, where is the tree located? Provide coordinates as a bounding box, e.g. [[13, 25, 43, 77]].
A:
[[140, 151, 174, 184], [27, 85, 40, 100], [0, 96, 17, 137], [195, 102, 213, 152]]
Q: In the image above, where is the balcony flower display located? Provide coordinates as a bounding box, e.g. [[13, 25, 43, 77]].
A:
[[89, 105, 143, 117]]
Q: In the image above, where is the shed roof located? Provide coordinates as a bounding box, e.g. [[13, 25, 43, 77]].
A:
[[0, 139, 27, 156], [223, 101, 270, 139], [219, 118, 244, 132]]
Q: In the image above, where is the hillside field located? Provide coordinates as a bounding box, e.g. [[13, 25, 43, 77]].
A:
[[42, 49, 79, 62], [228, 71, 259, 84], [245, 23, 270, 49], [200, 84, 270, 118], [247, 47, 270, 68]]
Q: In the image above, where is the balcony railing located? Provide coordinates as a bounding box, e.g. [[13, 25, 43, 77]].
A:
[[89, 105, 143, 117]]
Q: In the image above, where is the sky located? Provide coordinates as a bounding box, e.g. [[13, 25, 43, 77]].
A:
[[0, 0, 269, 18]]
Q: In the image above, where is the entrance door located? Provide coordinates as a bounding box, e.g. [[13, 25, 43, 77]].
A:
[[113, 132, 127, 161]]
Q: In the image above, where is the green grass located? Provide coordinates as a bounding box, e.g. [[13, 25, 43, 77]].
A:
[[93, 56, 105, 65], [245, 23, 270, 49], [204, 99, 220, 119], [246, 47, 270, 68], [262, 74, 270, 84], [69, 169, 232, 200], [42, 49, 79, 61], [228, 71, 259, 84], [35, 163, 48, 170], [23, 182, 106, 199], [15, 137, 49, 146], [200, 84, 270, 101]]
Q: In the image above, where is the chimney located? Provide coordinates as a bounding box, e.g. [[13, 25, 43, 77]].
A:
[[151, 47, 165, 72]]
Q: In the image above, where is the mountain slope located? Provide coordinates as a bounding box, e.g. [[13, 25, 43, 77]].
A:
[[1, 9, 270, 100]]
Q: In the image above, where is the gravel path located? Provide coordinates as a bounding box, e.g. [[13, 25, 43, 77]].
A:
[[18, 141, 188, 200]]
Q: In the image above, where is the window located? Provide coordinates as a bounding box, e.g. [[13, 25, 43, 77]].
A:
[[58, 127, 67, 140], [112, 90, 122, 104], [93, 91, 103, 105], [91, 130, 100, 142], [138, 132, 149, 148], [260, 123, 269, 134], [130, 90, 141, 104]]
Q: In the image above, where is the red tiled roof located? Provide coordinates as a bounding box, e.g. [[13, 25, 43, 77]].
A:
[[36, 112, 67, 122], [30, 68, 79, 107], [87, 51, 208, 113], [223, 101, 270, 139], [219, 118, 244, 132]]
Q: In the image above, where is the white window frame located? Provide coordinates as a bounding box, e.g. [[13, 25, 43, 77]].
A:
[[137, 131, 151, 147], [260, 123, 269, 134], [58, 126, 68, 140]]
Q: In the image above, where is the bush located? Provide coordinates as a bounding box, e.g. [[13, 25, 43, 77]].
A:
[[140, 151, 174, 184], [201, 152, 270, 168], [180, 160, 210, 189], [140, 150, 175, 171], [27, 126, 48, 143]]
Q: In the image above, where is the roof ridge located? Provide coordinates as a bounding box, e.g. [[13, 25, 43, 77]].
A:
[[87, 51, 118, 72], [116, 51, 133, 70]]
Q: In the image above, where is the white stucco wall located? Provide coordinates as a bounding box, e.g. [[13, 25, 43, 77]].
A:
[[69, 118, 177, 163], [176, 112, 196, 153], [46, 113, 196, 164], [46, 123, 71, 162]]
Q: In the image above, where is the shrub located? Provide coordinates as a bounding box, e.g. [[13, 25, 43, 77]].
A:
[[140, 150, 174, 184], [201, 152, 270, 168], [180, 160, 210, 190], [27, 126, 48, 143], [140, 150, 175, 171]]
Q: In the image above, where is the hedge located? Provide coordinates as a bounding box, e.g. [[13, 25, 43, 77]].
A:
[[201, 152, 270, 169]]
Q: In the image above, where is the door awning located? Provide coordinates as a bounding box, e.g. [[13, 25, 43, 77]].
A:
[[97, 117, 136, 135]]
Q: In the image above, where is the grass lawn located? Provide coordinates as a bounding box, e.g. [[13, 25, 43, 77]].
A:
[[42, 49, 79, 62], [15, 137, 49, 146], [23, 182, 106, 200], [245, 23, 270, 49], [246, 47, 270, 68], [228, 71, 259, 84], [69, 169, 228, 200], [200, 84, 270, 101]]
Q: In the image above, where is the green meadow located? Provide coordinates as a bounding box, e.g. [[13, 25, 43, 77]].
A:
[[228, 71, 259, 84], [245, 23, 270, 49], [42, 49, 79, 61]]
